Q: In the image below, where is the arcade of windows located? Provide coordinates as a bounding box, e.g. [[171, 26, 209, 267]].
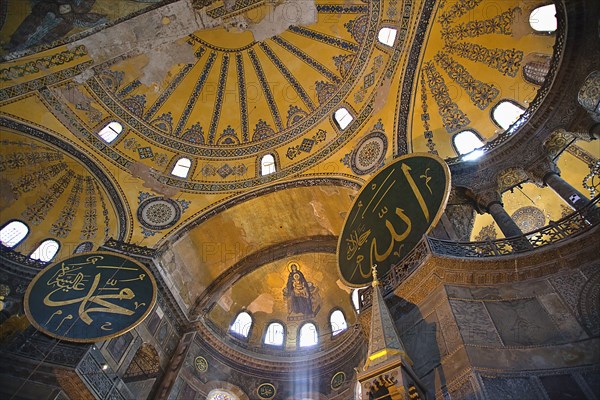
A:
[[228, 309, 348, 348]]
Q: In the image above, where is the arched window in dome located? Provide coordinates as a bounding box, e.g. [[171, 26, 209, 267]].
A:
[[73, 241, 94, 254], [491, 100, 525, 131], [230, 311, 252, 338], [453, 130, 485, 160], [171, 157, 192, 178], [529, 4, 557, 33], [351, 288, 366, 313], [378, 27, 397, 47], [30, 239, 60, 262], [298, 322, 318, 347], [206, 389, 239, 400], [98, 121, 123, 143], [264, 322, 285, 346], [330, 309, 348, 336], [0, 220, 29, 248], [260, 153, 276, 176], [334, 107, 353, 130]]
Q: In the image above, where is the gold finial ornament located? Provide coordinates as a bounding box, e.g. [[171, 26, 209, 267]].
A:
[[372, 264, 379, 287]]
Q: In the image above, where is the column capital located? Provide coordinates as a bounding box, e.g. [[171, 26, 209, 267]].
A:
[[467, 188, 502, 213], [526, 156, 560, 187]]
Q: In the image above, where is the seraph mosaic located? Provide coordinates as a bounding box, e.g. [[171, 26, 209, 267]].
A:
[[1, 0, 161, 55]]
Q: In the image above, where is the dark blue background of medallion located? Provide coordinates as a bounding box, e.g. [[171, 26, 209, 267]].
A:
[[25, 252, 156, 342]]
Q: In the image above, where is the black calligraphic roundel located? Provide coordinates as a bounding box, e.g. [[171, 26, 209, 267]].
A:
[[337, 153, 450, 287], [24, 252, 157, 342]]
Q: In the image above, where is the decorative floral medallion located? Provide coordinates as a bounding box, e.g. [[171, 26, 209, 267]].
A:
[[137, 197, 181, 230], [511, 206, 546, 233], [350, 130, 387, 175]]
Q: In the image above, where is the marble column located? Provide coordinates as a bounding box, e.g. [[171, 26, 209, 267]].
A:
[[474, 190, 526, 239], [527, 157, 591, 210]]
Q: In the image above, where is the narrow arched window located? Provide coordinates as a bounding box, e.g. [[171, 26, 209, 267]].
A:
[[378, 27, 397, 47], [351, 288, 366, 313], [334, 107, 353, 130], [74, 241, 93, 254], [264, 322, 285, 346], [260, 154, 276, 176], [529, 4, 557, 32], [171, 157, 192, 178], [453, 130, 484, 160], [298, 322, 318, 347], [30, 239, 60, 262], [98, 121, 123, 143], [230, 311, 252, 338], [330, 310, 347, 336], [0, 220, 29, 248], [355, 381, 362, 400], [492, 101, 525, 130]]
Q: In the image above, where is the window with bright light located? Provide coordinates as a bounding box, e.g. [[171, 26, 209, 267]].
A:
[[206, 389, 239, 400], [30, 239, 60, 262], [351, 288, 366, 313], [171, 157, 192, 178], [298, 322, 318, 347], [330, 310, 347, 336], [260, 154, 276, 176], [378, 27, 398, 47], [453, 130, 485, 160], [230, 311, 252, 338], [98, 121, 123, 143], [74, 241, 93, 254], [529, 4, 557, 32], [355, 381, 362, 400], [264, 322, 285, 346], [334, 107, 353, 130], [492, 101, 525, 130], [0, 220, 29, 248]]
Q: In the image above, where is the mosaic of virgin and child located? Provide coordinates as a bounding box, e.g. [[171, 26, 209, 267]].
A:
[[283, 262, 321, 320]]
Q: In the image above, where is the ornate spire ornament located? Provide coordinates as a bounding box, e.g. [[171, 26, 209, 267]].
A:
[[357, 263, 427, 399]]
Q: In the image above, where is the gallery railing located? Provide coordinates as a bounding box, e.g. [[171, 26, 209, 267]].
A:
[[358, 195, 599, 309], [427, 195, 599, 257]]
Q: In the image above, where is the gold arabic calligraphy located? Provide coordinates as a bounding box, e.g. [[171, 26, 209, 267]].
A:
[[43, 256, 138, 328], [345, 163, 432, 281]]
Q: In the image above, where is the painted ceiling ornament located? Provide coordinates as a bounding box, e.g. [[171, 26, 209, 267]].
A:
[[350, 120, 388, 175], [338, 153, 451, 287], [136, 192, 191, 235], [24, 252, 157, 342], [511, 206, 546, 233], [283, 262, 321, 321]]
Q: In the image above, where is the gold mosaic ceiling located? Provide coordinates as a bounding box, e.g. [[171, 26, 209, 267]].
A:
[[0, 0, 577, 343]]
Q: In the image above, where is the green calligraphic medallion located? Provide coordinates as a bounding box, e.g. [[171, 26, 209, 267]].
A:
[[331, 371, 346, 389], [337, 153, 450, 287], [257, 383, 276, 399], [24, 252, 157, 342], [194, 356, 208, 373]]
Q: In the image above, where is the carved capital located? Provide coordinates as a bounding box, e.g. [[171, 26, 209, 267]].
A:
[[466, 188, 502, 213], [526, 156, 560, 187]]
